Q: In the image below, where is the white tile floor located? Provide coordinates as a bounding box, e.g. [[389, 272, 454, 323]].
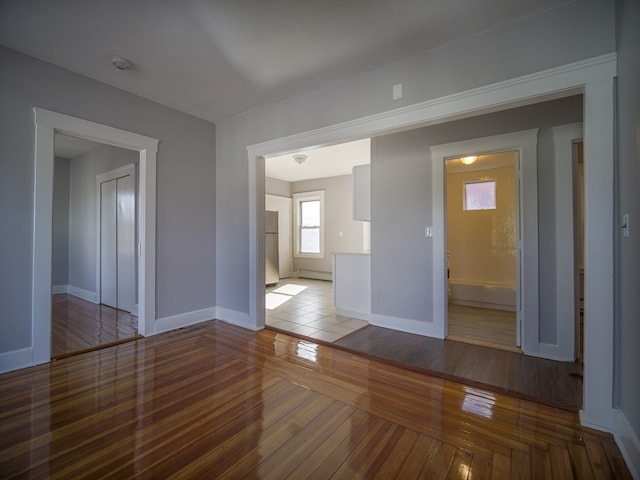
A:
[[265, 278, 368, 343]]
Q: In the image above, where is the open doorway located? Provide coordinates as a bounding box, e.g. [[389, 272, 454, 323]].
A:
[[51, 134, 141, 358], [263, 139, 371, 343], [445, 151, 520, 352]]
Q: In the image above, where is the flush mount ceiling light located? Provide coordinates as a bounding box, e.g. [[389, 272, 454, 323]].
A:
[[111, 56, 132, 71], [460, 155, 477, 165], [293, 154, 307, 165]]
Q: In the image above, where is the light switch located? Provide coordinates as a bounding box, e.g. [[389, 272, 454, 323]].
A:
[[393, 83, 403, 100], [622, 213, 630, 238]]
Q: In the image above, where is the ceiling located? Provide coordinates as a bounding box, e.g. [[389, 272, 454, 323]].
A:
[[54, 133, 101, 159], [0, 0, 567, 123], [266, 139, 370, 182]]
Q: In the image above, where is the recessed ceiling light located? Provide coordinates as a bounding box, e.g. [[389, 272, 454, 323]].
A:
[[111, 56, 132, 71]]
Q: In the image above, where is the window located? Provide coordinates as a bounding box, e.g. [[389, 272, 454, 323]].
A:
[[293, 191, 324, 257], [464, 180, 496, 210]]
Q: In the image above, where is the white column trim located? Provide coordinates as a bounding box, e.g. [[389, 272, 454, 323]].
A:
[[32, 108, 158, 367]]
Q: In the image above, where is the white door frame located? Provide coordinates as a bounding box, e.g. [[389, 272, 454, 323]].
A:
[[33, 108, 158, 364], [430, 130, 539, 351], [247, 54, 616, 432]]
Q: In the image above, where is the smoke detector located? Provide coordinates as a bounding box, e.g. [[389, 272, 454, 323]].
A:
[[111, 56, 132, 71]]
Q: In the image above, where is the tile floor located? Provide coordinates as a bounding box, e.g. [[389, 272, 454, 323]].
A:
[[265, 278, 368, 343]]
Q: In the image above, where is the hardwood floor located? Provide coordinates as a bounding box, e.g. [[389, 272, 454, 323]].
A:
[[51, 294, 140, 359], [0, 321, 630, 479], [335, 325, 583, 411], [447, 304, 518, 352]]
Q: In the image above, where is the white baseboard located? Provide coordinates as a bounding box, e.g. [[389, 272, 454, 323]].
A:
[[336, 307, 370, 322], [533, 342, 574, 362], [369, 313, 445, 338], [155, 307, 216, 334], [615, 409, 640, 480], [215, 307, 257, 331], [293, 270, 333, 281], [0, 347, 34, 374], [67, 285, 98, 303], [52, 284, 68, 295], [131, 304, 139, 316]]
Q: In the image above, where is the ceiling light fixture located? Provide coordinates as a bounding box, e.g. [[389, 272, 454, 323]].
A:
[[111, 56, 132, 71], [293, 154, 307, 165], [460, 155, 477, 165]]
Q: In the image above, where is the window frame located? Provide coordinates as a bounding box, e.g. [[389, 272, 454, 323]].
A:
[[463, 179, 497, 211], [293, 190, 325, 258]]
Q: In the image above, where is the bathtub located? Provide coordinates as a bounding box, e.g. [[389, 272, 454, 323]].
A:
[[448, 280, 516, 311]]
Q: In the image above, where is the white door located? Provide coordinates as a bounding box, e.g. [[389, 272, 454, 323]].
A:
[[266, 194, 293, 278], [99, 166, 135, 312]]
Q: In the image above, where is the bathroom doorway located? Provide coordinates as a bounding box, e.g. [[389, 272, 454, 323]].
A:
[[445, 151, 520, 351]]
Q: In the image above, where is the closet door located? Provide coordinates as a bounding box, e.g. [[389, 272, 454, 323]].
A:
[[116, 175, 135, 312], [100, 179, 118, 309], [99, 171, 135, 312]]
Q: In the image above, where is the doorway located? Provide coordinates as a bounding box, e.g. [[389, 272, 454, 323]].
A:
[[51, 134, 142, 358], [445, 151, 520, 352], [32, 108, 158, 365]]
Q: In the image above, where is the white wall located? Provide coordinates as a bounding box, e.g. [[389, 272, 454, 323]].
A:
[[290, 174, 365, 274], [0, 46, 216, 356], [215, 0, 614, 316], [614, 0, 640, 475], [52, 157, 70, 287], [370, 97, 582, 331], [265, 176, 291, 197]]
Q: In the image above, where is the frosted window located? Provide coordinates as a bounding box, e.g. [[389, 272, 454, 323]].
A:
[[464, 180, 496, 210]]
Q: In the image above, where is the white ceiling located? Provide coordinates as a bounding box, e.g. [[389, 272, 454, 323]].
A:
[[0, 0, 567, 123], [266, 139, 370, 182], [54, 134, 101, 159]]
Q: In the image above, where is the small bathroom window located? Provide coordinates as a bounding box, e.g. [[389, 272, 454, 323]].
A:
[[464, 180, 496, 211]]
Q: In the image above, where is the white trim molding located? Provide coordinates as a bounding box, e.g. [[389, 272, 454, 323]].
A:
[[215, 307, 257, 331], [155, 307, 217, 335], [0, 347, 34, 374], [369, 314, 444, 338], [247, 53, 617, 432], [32, 108, 158, 367], [430, 129, 539, 351]]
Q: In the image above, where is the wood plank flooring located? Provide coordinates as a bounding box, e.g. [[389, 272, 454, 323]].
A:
[[335, 325, 583, 411], [447, 304, 518, 352], [0, 320, 630, 479], [51, 294, 139, 359]]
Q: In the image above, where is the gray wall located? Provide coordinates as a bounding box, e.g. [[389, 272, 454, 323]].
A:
[[0, 46, 216, 354], [67, 144, 139, 294], [291, 174, 365, 274], [371, 96, 582, 332], [52, 157, 70, 287], [265, 176, 291, 197], [615, 0, 640, 444], [215, 0, 615, 315]]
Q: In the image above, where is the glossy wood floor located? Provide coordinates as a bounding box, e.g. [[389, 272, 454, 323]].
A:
[[0, 321, 630, 479], [335, 325, 583, 411], [447, 304, 518, 352], [51, 294, 139, 359]]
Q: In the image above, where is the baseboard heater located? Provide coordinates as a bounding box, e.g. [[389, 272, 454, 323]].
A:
[[294, 270, 332, 281]]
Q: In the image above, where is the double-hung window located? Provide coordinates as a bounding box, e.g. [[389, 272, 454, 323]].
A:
[[293, 190, 324, 258]]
